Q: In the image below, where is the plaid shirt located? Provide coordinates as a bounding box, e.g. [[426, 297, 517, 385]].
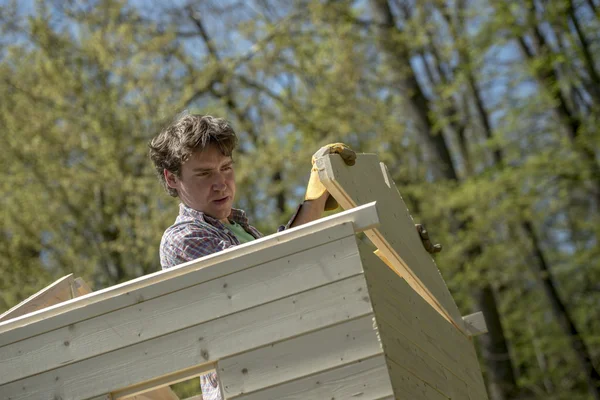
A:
[[160, 203, 263, 269]]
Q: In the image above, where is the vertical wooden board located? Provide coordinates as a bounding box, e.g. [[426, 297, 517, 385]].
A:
[[0, 275, 373, 400], [386, 359, 450, 400], [231, 354, 393, 400], [218, 315, 382, 398], [0, 234, 362, 386], [359, 243, 488, 399], [317, 154, 465, 332], [0, 274, 74, 323]]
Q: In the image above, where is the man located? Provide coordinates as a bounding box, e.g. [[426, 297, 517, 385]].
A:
[[149, 113, 440, 399]]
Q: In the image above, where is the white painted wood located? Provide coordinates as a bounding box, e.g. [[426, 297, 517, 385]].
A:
[[0, 217, 362, 346], [359, 242, 488, 399], [317, 154, 467, 333], [463, 312, 488, 337], [0, 275, 373, 400], [218, 315, 382, 398], [0, 274, 74, 322], [231, 354, 393, 400], [0, 233, 363, 386]]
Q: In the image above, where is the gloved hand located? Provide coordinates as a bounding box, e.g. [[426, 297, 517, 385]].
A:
[[305, 143, 356, 211]]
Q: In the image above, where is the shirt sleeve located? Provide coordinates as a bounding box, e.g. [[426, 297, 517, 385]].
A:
[[278, 202, 304, 232], [161, 226, 235, 269]]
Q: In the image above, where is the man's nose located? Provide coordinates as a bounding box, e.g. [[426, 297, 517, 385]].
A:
[[212, 172, 227, 190]]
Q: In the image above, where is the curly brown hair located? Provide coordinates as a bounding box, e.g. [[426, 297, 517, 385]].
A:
[[149, 113, 238, 197]]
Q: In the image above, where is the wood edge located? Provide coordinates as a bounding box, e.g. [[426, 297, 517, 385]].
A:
[[0, 274, 75, 323], [318, 154, 468, 336], [462, 312, 488, 337], [112, 363, 215, 399]]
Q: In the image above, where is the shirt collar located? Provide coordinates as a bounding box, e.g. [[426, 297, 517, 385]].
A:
[[179, 203, 250, 227]]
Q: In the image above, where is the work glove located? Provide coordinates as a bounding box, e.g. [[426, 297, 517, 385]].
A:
[[305, 143, 356, 211]]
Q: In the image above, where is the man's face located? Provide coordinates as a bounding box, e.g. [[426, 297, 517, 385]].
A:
[[165, 144, 236, 222]]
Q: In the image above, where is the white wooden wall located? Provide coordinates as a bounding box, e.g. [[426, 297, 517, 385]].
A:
[[0, 204, 393, 400], [0, 154, 489, 400]]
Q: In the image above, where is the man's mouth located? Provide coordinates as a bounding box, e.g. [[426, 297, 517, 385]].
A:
[[213, 196, 229, 205]]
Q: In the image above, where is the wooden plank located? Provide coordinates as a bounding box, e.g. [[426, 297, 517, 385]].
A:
[[317, 154, 467, 333], [386, 359, 450, 400], [129, 386, 180, 400], [0, 274, 74, 323], [0, 274, 373, 399], [0, 233, 362, 385], [218, 315, 382, 398], [463, 312, 488, 337], [0, 214, 366, 345], [231, 354, 393, 400], [359, 243, 489, 399], [377, 319, 470, 399], [113, 364, 213, 399], [72, 277, 93, 297]]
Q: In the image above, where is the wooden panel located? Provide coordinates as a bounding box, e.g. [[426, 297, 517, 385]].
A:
[[386, 359, 449, 400], [72, 277, 93, 297], [0, 202, 378, 340], [231, 354, 393, 400], [129, 386, 180, 400], [359, 243, 488, 399], [0, 216, 364, 346], [0, 233, 362, 386], [218, 315, 382, 398], [378, 319, 470, 399], [317, 154, 466, 333], [0, 275, 373, 400], [0, 274, 74, 323]]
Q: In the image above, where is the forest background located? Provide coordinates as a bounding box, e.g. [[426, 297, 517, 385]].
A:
[[0, 0, 599, 399]]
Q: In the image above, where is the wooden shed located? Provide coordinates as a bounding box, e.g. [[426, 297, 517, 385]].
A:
[[0, 154, 489, 399]]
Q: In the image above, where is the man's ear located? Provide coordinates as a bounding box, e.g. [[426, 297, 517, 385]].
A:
[[164, 169, 178, 189]]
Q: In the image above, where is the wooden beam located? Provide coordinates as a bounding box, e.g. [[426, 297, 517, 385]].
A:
[[0, 202, 378, 341], [72, 277, 93, 297], [463, 312, 488, 337], [113, 364, 211, 399], [0, 274, 74, 323], [317, 154, 467, 334]]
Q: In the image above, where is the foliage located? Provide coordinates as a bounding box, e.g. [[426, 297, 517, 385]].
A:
[[1, 0, 599, 398]]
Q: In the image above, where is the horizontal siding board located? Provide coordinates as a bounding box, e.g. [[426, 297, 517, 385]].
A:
[[0, 207, 377, 343], [218, 315, 382, 398], [231, 354, 393, 400], [317, 154, 466, 332], [0, 234, 362, 385], [0, 274, 372, 400], [359, 243, 488, 399]]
